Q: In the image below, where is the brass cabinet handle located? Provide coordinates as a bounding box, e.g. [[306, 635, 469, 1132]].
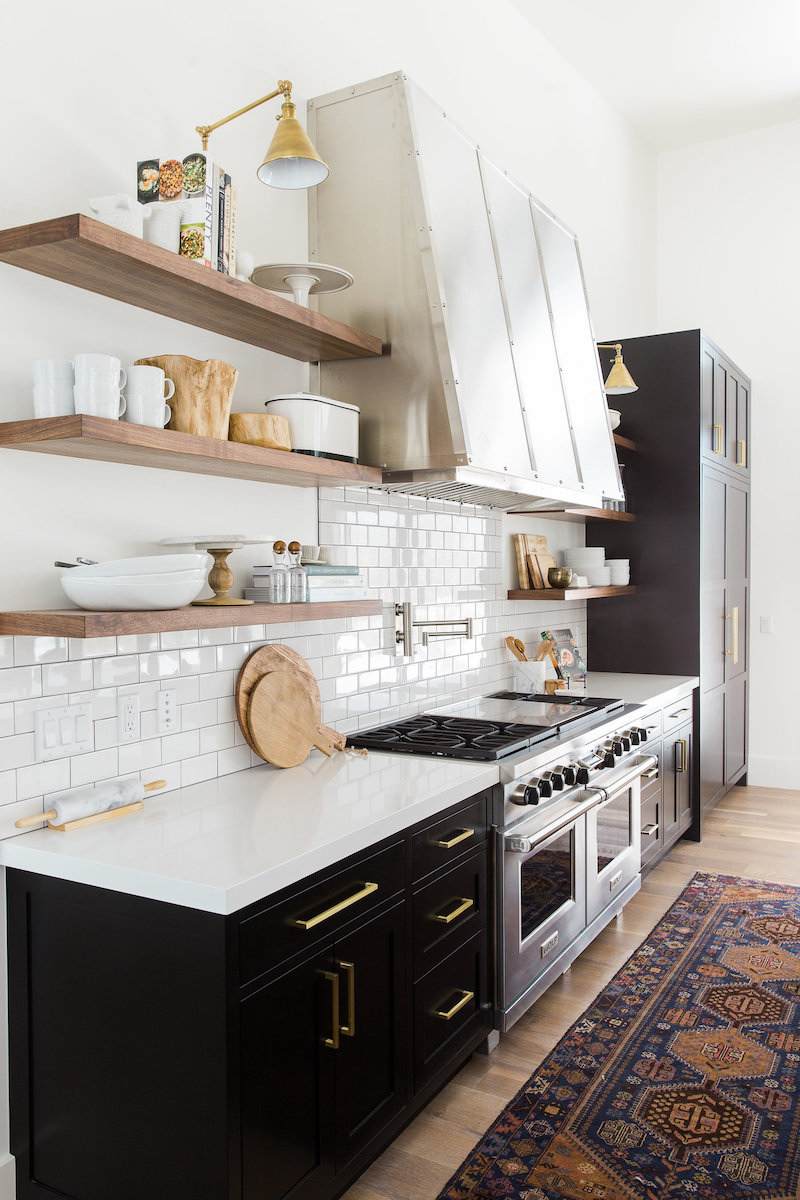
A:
[[642, 768, 659, 780], [725, 607, 739, 665], [675, 738, 688, 773], [436, 827, 475, 849], [668, 707, 691, 719], [642, 823, 659, 836], [712, 423, 723, 453], [295, 881, 378, 930], [736, 438, 747, 466], [338, 960, 355, 1038], [322, 970, 340, 1049], [434, 897, 474, 925], [435, 989, 475, 1021]]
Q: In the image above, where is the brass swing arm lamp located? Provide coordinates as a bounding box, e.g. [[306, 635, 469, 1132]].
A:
[[195, 79, 329, 190], [597, 343, 638, 395]]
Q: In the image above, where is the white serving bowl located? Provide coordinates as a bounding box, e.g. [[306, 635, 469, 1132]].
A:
[[60, 554, 208, 610]]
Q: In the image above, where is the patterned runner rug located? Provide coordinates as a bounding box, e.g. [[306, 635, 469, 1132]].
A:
[[438, 872, 800, 1200]]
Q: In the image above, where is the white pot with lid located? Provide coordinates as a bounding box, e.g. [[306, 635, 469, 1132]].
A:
[[264, 392, 359, 463]]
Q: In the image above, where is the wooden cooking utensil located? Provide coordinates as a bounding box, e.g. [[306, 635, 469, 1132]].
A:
[[504, 636, 528, 662], [235, 645, 346, 752], [248, 671, 336, 768]]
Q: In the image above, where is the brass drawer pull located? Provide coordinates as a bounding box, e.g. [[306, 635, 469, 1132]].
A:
[[436, 827, 475, 849], [642, 822, 659, 836], [435, 989, 475, 1021], [322, 970, 340, 1050], [668, 707, 691, 719], [296, 881, 378, 930], [712, 423, 723, 453], [642, 768, 659, 780], [338, 960, 355, 1038], [675, 738, 688, 773], [434, 897, 474, 925], [725, 607, 740, 666], [736, 438, 747, 466]]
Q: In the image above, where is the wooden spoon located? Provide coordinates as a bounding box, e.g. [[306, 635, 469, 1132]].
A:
[[505, 636, 528, 662], [248, 671, 336, 768]]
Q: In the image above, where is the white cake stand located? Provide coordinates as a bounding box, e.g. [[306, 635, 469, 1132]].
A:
[[161, 535, 270, 606], [249, 262, 354, 308]]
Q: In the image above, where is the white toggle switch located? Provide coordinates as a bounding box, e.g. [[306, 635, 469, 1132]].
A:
[[34, 704, 93, 762]]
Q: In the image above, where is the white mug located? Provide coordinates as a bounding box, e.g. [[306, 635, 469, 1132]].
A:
[[74, 354, 127, 391], [74, 383, 126, 420], [33, 385, 74, 418], [32, 359, 74, 387], [124, 366, 174, 427]]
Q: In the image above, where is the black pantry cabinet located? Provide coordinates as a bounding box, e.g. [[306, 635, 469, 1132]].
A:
[[7, 789, 494, 1200], [589, 330, 750, 835]]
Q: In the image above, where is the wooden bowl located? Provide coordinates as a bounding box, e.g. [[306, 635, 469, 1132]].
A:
[[228, 413, 291, 452]]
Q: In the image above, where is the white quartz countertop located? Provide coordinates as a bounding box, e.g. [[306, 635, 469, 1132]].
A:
[[0, 672, 697, 915], [0, 752, 498, 915]]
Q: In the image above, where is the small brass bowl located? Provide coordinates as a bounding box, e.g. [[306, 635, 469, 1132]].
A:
[[548, 567, 573, 588]]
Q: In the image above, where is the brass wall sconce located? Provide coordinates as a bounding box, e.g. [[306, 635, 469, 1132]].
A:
[[195, 79, 328, 190], [598, 343, 638, 395]]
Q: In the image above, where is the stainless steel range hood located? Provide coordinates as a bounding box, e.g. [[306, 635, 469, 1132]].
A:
[[308, 72, 622, 511]]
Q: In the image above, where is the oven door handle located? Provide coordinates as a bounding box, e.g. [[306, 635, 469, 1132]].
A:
[[504, 754, 657, 849]]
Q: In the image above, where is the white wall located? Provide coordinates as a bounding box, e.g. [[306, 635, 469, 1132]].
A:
[[0, 0, 657, 612], [657, 119, 800, 787]]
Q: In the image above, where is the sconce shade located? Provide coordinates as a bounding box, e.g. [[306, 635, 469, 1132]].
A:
[[601, 344, 638, 395], [258, 102, 329, 189]]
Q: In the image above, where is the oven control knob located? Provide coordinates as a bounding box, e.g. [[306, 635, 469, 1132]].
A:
[[619, 735, 632, 752], [547, 769, 565, 791], [537, 778, 552, 798], [562, 764, 577, 785], [576, 766, 591, 786], [510, 781, 539, 806], [603, 750, 616, 768], [633, 726, 648, 742], [628, 729, 641, 746], [611, 740, 624, 756]]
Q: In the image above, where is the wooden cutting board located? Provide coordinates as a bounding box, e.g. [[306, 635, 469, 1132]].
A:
[[248, 671, 336, 768], [235, 645, 346, 753]]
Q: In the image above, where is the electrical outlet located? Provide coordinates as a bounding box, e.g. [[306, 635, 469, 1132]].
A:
[[34, 703, 93, 762], [117, 694, 140, 743], [156, 688, 177, 734]]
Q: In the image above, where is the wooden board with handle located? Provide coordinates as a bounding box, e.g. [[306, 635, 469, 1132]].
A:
[[235, 645, 346, 753], [248, 671, 336, 768]]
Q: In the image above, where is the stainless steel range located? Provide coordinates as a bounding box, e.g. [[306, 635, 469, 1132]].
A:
[[348, 692, 657, 1032]]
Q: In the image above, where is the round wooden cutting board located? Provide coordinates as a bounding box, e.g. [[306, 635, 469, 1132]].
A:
[[248, 671, 336, 768], [234, 644, 346, 755]]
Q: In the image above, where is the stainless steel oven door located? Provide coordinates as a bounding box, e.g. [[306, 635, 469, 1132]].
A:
[[585, 755, 655, 923], [500, 810, 586, 1011]]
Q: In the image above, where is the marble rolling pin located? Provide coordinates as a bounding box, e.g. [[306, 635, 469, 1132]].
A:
[[15, 779, 166, 832]]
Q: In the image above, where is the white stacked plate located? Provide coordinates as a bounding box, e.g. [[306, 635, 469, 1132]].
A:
[[585, 567, 612, 586], [564, 547, 605, 570], [606, 558, 631, 585]]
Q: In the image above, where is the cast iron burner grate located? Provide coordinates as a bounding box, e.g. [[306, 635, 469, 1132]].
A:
[[346, 713, 559, 761]]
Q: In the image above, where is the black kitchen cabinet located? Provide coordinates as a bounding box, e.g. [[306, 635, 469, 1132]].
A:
[[7, 790, 494, 1200], [662, 721, 693, 846], [589, 330, 750, 853]]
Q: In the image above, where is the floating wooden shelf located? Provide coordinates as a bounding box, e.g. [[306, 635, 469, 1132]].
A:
[[508, 586, 637, 601], [613, 433, 637, 452], [0, 215, 383, 363], [508, 506, 635, 522], [0, 415, 383, 488], [0, 600, 384, 639]]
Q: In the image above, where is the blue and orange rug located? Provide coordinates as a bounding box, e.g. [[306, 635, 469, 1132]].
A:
[[439, 872, 800, 1199]]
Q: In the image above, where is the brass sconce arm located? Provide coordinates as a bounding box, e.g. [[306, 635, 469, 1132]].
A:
[[196, 80, 294, 151]]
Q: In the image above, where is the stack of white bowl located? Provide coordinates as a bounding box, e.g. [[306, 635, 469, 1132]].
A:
[[606, 558, 631, 586], [564, 547, 610, 587]]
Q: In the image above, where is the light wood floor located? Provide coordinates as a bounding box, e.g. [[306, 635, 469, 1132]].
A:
[[344, 784, 800, 1200]]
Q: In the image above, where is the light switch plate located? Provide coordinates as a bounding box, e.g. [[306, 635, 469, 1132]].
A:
[[34, 703, 93, 762]]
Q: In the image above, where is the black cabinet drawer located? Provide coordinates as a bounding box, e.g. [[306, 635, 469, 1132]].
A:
[[239, 842, 404, 986], [412, 850, 486, 979], [411, 792, 490, 884], [413, 932, 488, 1092]]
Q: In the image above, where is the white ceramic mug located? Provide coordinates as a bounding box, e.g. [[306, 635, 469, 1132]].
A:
[[74, 354, 127, 391], [33, 385, 74, 418], [123, 366, 174, 427], [32, 359, 74, 387], [301, 545, 321, 561], [74, 382, 126, 420]]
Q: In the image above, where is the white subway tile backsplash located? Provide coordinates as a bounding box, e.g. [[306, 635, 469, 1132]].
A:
[[139, 652, 181, 681], [17, 759, 71, 801], [200, 723, 235, 754], [0, 639, 14, 671], [116, 634, 160, 654], [0, 667, 42, 703], [162, 730, 200, 764], [181, 754, 217, 787], [180, 700, 219, 730], [118, 739, 162, 775], [217, 745, 252, 776], [0, 733, 36, 772], [0, 704, 14, 738], [0, 770, 17, 806], [68, 637, 117, 660], [160, 630, 199, 650], [71, 748, 119, 787], [14, 637, 69, 666], [93, 656, 140, 689], [43, 660, 92, 695]]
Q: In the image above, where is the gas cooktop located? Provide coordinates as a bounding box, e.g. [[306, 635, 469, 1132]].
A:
[[346, 694, 625, 762]]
